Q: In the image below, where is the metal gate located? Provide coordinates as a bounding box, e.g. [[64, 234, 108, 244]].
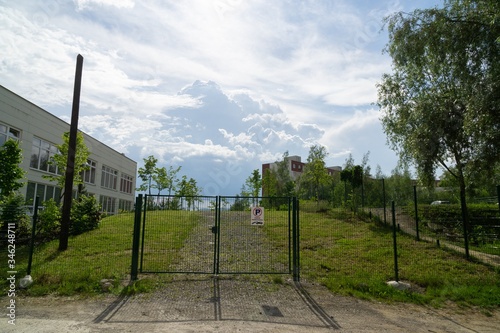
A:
[[131, 195, 299, 279]]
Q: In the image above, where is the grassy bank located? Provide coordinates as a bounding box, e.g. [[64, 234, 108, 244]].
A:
[[299, 208, 500, 309], [2, 207, 499, 310]]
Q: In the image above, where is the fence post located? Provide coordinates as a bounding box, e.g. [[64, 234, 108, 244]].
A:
[[391, 201, 399, 282], [497, 185, 500, 215], [139, 195, 147, 272], [382, 179, 387, 224], [214, 196, 221, 275], [361, 181, 365, 208], [292, 197, 300, 282], [413, 185, 420, 241], [131, 194, 143, 281], [26, 197, 39, 276]]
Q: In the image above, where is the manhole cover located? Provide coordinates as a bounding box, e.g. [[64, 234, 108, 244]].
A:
[[261, 305, 284, 317]]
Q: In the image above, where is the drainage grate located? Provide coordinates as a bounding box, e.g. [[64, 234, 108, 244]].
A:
[[261, 305, 284, 317]]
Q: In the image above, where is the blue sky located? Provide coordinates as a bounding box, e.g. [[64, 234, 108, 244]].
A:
[[0, 0, 442, 195]]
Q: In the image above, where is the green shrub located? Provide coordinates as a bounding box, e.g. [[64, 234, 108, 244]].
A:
[[70, 194, 102, 235], [0, 193, 31, 242], [37, 198, 61, 241]]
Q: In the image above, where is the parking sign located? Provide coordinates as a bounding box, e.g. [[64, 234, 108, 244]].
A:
[[251, 206, 264, 225]]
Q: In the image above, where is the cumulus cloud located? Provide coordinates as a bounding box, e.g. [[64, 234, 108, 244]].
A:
[[0, 0, 425, 193], [75, 0, 135, 10]]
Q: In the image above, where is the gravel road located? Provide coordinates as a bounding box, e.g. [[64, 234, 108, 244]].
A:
[[2, 277, 499, 333]]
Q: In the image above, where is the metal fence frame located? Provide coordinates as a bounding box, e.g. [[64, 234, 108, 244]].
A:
[[131, 194, 299, 280]]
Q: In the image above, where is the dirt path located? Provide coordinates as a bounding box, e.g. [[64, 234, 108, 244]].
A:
[[369, 208, 500, 266], [2, 279, 499, 333], [157, 210, 290, 274]]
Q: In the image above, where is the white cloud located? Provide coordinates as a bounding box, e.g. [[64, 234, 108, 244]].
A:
[[76, 0, 135, 10], [0, 0, 443, 193]]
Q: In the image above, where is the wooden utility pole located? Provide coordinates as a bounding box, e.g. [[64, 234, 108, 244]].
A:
[[59, 54, 84, 251]]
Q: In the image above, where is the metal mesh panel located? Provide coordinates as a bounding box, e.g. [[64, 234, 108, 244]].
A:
[[139, 195, 293, 275], [217, 197, 291, 274], [140, 196, 217, 273]]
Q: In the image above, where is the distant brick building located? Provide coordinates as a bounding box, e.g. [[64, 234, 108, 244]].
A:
[[262, 155, 341, 194]]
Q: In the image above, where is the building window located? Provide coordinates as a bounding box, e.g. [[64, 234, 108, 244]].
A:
[[101, 165, 118, 190], [0, 123, 21, 146], [25, 182, 62, 206], [100, 195, 116, 214], [120, 173, 133, 194], [30, 137, 60, 174], [82, 159, 97, 185], [119, 199, 133, 212]]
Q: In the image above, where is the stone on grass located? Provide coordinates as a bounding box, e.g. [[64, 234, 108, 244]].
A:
[[387, 280, 411, 291], [100, 279, 114, 292]]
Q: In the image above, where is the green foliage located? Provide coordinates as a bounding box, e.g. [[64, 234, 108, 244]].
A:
[[384, 164, 415, 205], [261, 151, 298, 203], [70, 195, 102, 235], [122, 278, 158, 295], [175, 175, 202, 210], [43, 132, 90, 190], [0, 139, 25, 200], [302, 145, 330, 202], [0, 193, 30, 241], [37, 198, 61, 241], [379, 2, 500, 183], [137, 155, 158, 194], [407, 202, 500, 249], [245, 169, 262, 197], [340, 165, 363, 189], [153, 165, 181, 195], [378, 1, 500, 241], [230, 195, 249, 211]]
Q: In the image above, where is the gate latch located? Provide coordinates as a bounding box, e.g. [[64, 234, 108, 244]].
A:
[[210, 226, 218, 234]]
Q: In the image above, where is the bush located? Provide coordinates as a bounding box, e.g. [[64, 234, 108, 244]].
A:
[[37, 198, 61, 241], [70, 195, 102, 235], [0, 193, 31, 243]]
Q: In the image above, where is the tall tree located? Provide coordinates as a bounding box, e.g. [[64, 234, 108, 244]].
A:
[[137, 155, 158, 195], [153, 165, 181, 195], [262, 167, 278, 198], [245, 169, 262, 206], [302, 145, 329, 202], [0, 140, 25, 200], [176, 175, 202, 210], [274, 151, 295, 197], [0, 139, 27, 234], [340, 164, 363, 208], [377, 0, 500, 256]]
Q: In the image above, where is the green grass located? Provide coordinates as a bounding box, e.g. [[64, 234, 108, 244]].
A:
[[2, 206, 499, 310], [1, 213, 136, 296], [1, 210, 199, 296], [299, 208, 500, 309], [139, 210, 199, 272]]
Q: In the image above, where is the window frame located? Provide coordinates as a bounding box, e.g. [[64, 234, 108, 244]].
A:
[[30, 137, 60, 174], [101, 165, 118, 190], [0, 123, 21, 146]]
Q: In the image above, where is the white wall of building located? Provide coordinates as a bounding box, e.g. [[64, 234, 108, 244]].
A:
[[0, 85, 136, 214]]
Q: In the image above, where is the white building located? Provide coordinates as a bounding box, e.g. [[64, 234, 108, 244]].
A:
[[0, 85, 136, 214]]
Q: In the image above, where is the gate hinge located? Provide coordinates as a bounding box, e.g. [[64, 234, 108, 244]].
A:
[[211, 226, 218, 234]]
